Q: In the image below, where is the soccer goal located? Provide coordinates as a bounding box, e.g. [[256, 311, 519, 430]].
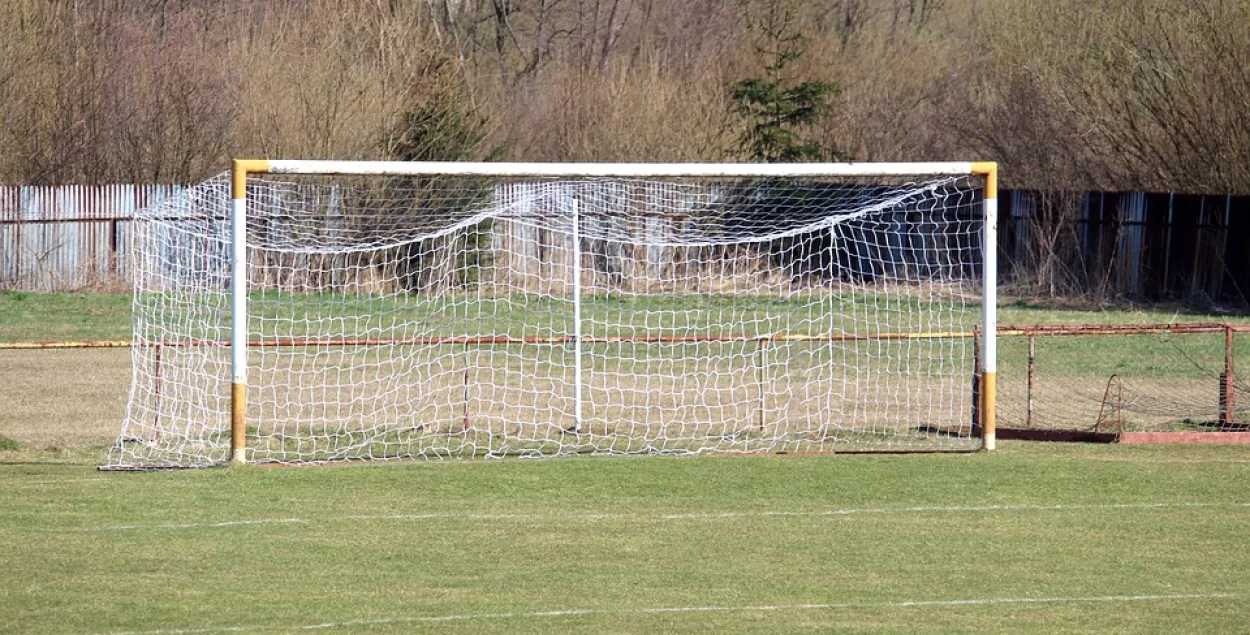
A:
[[107, 160, 998, 468]]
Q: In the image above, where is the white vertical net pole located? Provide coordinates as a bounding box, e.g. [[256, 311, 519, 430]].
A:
[[978, 163, 998, 451], [229, 161, 258, 465], [571, 197, 584, 433]]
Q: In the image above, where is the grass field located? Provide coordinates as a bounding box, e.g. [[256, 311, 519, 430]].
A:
[[3, 445, 1249, 634], [4, 291, 1250, 345], [2, 291, 1249, 633], [1, 290, 1246, 452]]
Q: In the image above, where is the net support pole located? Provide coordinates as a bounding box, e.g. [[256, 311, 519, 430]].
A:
[[230, 160, 268, 465], [756, 339, 767, 431], [974, 162, 998, 452], [1221, 324, 1236, 428], [1026, 334, 1035, 428], [571, 197, 584, 434]]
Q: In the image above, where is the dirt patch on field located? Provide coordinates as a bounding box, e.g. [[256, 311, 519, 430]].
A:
[[0, 348, 130, 450]]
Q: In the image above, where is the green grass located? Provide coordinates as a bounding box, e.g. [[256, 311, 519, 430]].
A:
[[0, 291, 132, 342], [1, 292, 1249, 632], [5, 291, 1249, 344], [1, 443, 1248, 634], [6, 288, 1241, 390], [997, 297, 1250, 326], [998, 330, 1245, 379], [161, 288, 975, 341], [3, 291, 1247, 443]]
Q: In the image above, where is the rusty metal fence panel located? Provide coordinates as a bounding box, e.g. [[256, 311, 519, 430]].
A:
[[3, 185, 1247, 298], [1000, 190, 1248, 303], [0, 184, 186, 291]]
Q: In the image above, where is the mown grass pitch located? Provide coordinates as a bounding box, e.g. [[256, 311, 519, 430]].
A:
[[4, 291, 1250, 345], [2, 444, 1249, 634], [2, 291, 1249, 633]]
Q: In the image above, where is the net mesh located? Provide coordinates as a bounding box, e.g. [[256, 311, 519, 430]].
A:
[[996, 328, 1250, 433], [109, 170, 987, 467]]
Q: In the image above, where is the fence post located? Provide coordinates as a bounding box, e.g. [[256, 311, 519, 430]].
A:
[[1220, 324, 1236, 428], [1027, 334, 1035, 428], [756, 337, 767, 431], [463, 339, 472, 432], [971, 325, 981, 432]]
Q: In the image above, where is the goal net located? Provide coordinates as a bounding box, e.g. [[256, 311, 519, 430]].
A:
[[108, 161, 996, 468]]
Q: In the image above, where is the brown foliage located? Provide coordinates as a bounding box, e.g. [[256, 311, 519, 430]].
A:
[[951, 0, 1250, 193], [0, 0, 1246, 197]]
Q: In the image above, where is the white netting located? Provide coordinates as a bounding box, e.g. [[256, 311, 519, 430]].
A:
[[996, 328, 1250, 433], [109, 169, 987, 467]]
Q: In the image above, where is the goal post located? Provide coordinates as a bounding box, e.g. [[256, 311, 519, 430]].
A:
[[110, 159, 997, 468], [975, 161, 998, 452], [231, 161, 259, 464]]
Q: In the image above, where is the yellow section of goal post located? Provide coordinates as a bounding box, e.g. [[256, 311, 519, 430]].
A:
[[229, 160, 270, 465], [971, 161, 998, 452], [232, 159, 269, 199]]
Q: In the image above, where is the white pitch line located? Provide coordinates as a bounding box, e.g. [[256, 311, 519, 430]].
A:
[[1079, 458, 1250, 465], [68, 518, 309, 532], [93, 593, 1238, 635], [5, 478, 113, 486], [42, 501, 1249, 533], [652, 501, 1240, 519]]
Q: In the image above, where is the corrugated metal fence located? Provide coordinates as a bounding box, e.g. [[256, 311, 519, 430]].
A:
[[2, 184, 1247, 303], [1000, 190, 1250, 303], [0, 185, 185, 290]]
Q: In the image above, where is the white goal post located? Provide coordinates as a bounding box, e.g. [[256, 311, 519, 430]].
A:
[[108, 160, 997, 468]]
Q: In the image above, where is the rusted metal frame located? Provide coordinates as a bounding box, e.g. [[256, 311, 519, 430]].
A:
[[971, 324, 982, 432], [1000, 323, 1230, 336], [152, 344, 164, 440], [1094, 374, 1124, 435], [1026, 334, 1035, 429], [756, 339, 767, 431], [463, 340, 472, 432], [1220, 324, 1237, 428], [0, 340, 133, 349]]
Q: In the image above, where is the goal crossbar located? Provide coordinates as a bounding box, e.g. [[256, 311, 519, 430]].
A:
[[243, 159, 989, 178]]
